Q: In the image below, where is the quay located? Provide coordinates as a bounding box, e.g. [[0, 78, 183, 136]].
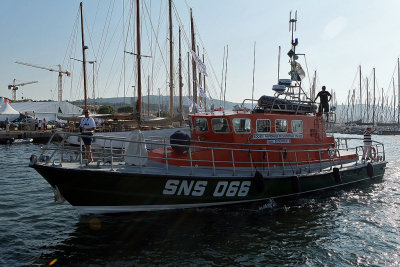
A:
[[0, 130, 60, 144]]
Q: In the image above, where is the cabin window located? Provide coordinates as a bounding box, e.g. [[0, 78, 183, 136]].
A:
[[211, 118, 230, 133], [291, 120, 303, 133], [232, 118, 251, 133], [189, 118, 193, 132], [275, 119, 288, 133], [256, 119, 271, 133], [194, 117, 209, 132]]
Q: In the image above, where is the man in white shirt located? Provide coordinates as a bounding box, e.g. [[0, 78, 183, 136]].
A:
[[80, 110, 96, 162]]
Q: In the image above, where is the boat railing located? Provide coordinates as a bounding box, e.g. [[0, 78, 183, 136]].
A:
[[36, 131, 385, 176]]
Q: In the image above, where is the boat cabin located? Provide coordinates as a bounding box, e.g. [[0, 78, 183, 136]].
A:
[[189, 110, 334, 147], [148, 108, 339, 169]]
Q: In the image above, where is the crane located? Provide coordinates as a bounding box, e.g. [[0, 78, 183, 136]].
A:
[[15, 61, 70, 102], [8, 79, 38, 101]]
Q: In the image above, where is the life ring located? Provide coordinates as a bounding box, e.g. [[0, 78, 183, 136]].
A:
[[328, 147, 335, 159], [370, 147, 377, 160]]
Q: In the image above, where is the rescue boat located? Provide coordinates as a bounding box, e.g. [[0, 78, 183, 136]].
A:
[[29, 13, 387, 214]]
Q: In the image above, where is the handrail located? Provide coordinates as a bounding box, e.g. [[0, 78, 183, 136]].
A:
[[36, 131, 386, 177]]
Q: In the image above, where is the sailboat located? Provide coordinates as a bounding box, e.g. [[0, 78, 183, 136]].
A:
[[65, 0, 196, 148]]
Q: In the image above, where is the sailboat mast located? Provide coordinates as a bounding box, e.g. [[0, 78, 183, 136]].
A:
[[373, 67, 376, 126], [359, 65, 362, 121], [351, 89, 355, 122], [136, 0, 142, 121], [346, 90, 350, 123], [394, 78, 396, 122], [220, 46, 225, 107], [148, 75, 150, 116], [178, 27, 183, 114], [190, 9, 197, 111], [168, 0, 174, 116], [366, 78, 369, 123], [80, 2, 88, 111], [198, 46, 202, 109], [158, 88, 160, 116], [312, 70, 316, 100], [187, 52, 191, 101], [203, 51, 206, 112], [398, 58, 400, 125]]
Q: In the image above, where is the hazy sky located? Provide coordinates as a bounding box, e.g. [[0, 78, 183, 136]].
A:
[[1, 0, 399, 106]]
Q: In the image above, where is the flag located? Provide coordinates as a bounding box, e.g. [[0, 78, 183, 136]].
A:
[[295, 62, 305, 80], [290, 61, 305, 81], [197, 83, 207, 99], [191, 50, 208, 77], [195, 103, 204, 113]]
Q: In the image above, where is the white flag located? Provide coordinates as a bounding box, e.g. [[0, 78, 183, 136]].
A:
[[197, 83, 207, 99], [191, 50, 208, 77], [195, 103, 204, 113]]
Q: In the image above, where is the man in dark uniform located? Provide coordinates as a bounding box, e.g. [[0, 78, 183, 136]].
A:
[[314, 86, 331, 120]]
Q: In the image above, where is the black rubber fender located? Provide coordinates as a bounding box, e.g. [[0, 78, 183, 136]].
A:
[[367, 163, 374, 178], [333, 167, 342, 183], [254, 171, 265, 193], [291, 176, 301, 193]]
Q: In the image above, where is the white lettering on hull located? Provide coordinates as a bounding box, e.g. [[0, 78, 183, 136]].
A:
[[163, 179, 251, 197]]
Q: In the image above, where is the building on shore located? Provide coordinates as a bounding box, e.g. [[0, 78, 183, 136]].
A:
[[11, 101, 82, 121]]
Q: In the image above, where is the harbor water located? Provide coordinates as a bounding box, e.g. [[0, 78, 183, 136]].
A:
[[1, 134, 400, 266]]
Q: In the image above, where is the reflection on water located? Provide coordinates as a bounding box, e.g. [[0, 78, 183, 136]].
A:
[[34, 185, 382, 266]]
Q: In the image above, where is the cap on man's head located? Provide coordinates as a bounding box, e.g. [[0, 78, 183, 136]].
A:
[[322, 86, 326, 90]]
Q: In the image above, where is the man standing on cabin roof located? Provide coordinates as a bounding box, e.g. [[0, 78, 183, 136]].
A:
[[314, 86, 331, 120], [80, 109, 96, 163]]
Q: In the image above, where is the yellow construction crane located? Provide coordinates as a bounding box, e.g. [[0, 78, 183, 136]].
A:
[[8, 79, 38, 101], [15, 61, 70, 102]]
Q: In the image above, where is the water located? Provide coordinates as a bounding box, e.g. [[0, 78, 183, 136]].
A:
[[1, 134, 400, 266]]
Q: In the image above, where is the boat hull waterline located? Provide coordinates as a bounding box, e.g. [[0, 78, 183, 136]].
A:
[[31, 161, 386, 214]]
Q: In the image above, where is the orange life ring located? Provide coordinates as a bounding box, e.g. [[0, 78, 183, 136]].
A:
[[370, 147, 377, 160]]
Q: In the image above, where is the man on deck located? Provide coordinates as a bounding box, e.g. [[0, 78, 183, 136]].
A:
[[80, 110, 96, 163], [314, 86, 332, 120]]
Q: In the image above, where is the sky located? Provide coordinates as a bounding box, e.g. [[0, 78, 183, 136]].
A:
[[1, 0, 400, 107]]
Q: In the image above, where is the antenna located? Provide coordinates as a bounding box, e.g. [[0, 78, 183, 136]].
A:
[[277, 46, 281, 83], [289, 10, 298, 45]]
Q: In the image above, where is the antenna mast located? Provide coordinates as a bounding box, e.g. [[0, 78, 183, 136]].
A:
[[288, 11, 298, 84]]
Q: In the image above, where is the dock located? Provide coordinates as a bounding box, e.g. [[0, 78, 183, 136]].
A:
[[0, 130, 60, 144]]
